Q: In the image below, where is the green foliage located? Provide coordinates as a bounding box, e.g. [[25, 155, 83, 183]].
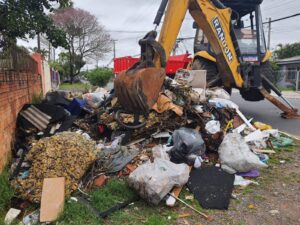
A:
[[50, 52, 85, 81], [59, 83, 91, 92], [270, 61, 280, 71], [31, 92, 43, 104], [86, 68, 113, 87], [50, 52, 71, 80], [274, 42, 300, 59], [0, 171, 15, 210], [0, 0, 71, 48]]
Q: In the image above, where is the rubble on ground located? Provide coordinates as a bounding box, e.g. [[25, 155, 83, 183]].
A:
[[4, 73, 296, 224]]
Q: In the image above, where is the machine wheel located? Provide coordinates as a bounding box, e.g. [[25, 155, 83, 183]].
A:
[[240, 61, 274, 101], [192, 57, 232, 94]]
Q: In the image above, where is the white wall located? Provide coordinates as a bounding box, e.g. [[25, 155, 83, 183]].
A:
[[42, 60, 52, 95]]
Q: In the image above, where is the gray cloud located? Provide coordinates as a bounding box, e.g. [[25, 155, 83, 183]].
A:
[[18, 0, 300, 67]]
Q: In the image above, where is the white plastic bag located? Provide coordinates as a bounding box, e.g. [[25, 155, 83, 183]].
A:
[[218, 133, 267, 174], [152, 145, 171, 160], [206, 88, 230, 100], [128, 159, 190, 205], [205, 120, 221, 134], [234, 175, 259, 187], [82, 88, 108, 108]]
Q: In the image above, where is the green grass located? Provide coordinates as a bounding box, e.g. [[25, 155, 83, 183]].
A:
[[59, 83, 91, 92], [278, 87, 295, 92], [1, 138, 299, 225], [59, 178, 177, 225], [0, 170, 16, 224], [0, 171, 15, 210]]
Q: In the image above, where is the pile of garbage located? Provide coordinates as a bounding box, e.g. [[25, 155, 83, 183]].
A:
[[12, 132, 96, 203], [5, 73, 296, 224]]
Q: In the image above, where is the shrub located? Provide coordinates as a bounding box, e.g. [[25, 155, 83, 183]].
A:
[[86, 68, 113, 87]]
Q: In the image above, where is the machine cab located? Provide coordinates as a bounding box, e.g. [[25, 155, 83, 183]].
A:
[[194, 0, 269, 64]]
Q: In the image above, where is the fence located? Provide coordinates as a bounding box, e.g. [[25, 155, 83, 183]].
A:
[[273, 70, 300, 91], [0, 48, 42, 171], [0, 48, 38, 74]]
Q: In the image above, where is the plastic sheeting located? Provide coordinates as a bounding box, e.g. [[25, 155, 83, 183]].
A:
[[128, 159, 189, 205], [218, 133, 267, 174]]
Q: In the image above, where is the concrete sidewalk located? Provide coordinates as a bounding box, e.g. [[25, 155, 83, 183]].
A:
[[232, 89, 300, 99], [276, 91, 300, 99]]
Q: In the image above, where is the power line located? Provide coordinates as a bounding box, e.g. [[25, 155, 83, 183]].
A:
[[266, 13, 300, 24], [107, 30, 148, 33], [244, 13, 300, 28]]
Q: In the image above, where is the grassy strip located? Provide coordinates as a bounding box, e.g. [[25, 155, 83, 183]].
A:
[[0, 170, 15, 224], [59, 178, 177, 225], [59, 83, 91, 92]]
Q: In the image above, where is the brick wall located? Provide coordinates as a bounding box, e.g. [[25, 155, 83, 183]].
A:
[[0, 70, 42, 171]]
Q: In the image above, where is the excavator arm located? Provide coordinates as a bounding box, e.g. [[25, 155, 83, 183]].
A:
[[155, 0, 244, 88], [115, 0, 244, 115], [114, 0, 300, 119]]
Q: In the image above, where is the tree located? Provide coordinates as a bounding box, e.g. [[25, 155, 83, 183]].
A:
[[274, 42, 300, 59], [86, 68, 113, 87], [52, 7, 112, 81], [0, 0, 72, 49]]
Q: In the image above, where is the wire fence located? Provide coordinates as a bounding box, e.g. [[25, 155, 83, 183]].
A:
[[273, 70, 300, 91]]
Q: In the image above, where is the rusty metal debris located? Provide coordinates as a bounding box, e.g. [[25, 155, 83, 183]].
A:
[[114, 67, 166, 115]]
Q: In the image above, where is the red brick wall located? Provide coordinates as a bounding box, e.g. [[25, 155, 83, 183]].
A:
[[0, 70, 42, 171]]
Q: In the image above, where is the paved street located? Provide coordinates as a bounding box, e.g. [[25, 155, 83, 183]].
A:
[[231, 91, 300, 137]]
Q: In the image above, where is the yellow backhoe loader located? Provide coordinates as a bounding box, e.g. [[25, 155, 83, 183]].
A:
[[114, 0, 300, 119]]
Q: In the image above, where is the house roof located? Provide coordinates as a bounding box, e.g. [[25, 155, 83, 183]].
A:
[[276, 55, 300, 65]]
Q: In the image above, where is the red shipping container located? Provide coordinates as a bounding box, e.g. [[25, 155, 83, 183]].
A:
[[166, 54, 192, 76], [113, 57, 139, 75], [113, 54, 192, 76]]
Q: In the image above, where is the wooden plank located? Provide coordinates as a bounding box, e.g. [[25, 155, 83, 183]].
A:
[[40, 177, 65, 222]]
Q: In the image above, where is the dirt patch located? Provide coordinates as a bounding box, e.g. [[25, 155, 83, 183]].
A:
[[177, 146, 300, 225]]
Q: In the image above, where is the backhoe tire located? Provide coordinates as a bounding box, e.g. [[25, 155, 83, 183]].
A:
[[192, 57, 218, 82], [192, 57, 232, 94], [240, 61, 274, 101]]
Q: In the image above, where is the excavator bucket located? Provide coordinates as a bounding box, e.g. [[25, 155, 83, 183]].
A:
[[114, 68, 166, 115], [114, 31, 167, 115]]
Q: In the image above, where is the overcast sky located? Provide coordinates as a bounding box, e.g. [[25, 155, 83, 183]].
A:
[[19, 0, 300, 68]]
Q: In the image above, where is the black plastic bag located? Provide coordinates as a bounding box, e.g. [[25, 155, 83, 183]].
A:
[[169, 128, 206, 165]]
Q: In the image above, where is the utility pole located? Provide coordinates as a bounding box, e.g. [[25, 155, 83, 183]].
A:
[[296, 70, 299, 92], [267, 17, 271, 50], [48, 42, 51, 62], [37, 33, 41, 52], [53, 48, 56, 62], [113, 40, 116, 59], [172, 40, 179, 56]]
